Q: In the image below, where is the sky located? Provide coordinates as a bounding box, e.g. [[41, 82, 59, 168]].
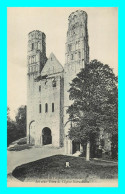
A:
[[7, 7, 118, 119]]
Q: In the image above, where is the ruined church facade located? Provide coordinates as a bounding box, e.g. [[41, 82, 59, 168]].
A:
[[27, 10, 89, 153]]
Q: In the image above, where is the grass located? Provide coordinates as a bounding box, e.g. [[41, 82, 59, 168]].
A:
[[12, 155, 118, 183]]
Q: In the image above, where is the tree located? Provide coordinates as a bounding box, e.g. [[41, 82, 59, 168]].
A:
[[7, 106, 17, 146], [7, 105, 27, 146], [15, 105, 27, 137], [67, 60, 118, 161]]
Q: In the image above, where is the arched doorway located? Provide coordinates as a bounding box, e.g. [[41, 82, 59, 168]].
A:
[[72, 141, 80, 154], [42, 127, 52, 145]]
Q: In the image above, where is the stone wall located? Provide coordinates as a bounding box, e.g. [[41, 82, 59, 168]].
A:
[[34, 73, 64, 147]]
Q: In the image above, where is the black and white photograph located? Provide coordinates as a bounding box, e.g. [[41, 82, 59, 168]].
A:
[[7, 7, 118, 187]]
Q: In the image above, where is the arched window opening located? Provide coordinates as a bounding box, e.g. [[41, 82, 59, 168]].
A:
[[38, 42, 41, 50], [68, 44, 72, 51], [79, 51, 81, 59], [52, 103, 54, 112], [39, 104, 41, 113], [39, 85, 41, 92], [31, 43, 34, 50], [45, 103, 48, 113]]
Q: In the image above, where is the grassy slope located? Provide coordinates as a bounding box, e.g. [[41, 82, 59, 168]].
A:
[[12, 155, 118, 182]]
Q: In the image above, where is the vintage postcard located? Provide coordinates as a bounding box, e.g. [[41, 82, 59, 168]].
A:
[[7, 7, 118, 187]]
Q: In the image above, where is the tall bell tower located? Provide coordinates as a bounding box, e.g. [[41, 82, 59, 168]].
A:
[[27, 30, 47, 76], [64, 10, 89, 153], [27, 30, 47, 143], [65, 10, 89, 79]]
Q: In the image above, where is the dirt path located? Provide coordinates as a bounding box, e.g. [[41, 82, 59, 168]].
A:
[[7, 145, 64, 174]]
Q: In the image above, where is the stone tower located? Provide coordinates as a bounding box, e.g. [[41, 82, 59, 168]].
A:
[[27, 30, 47, 75], [27, 30, 47, 143], [65, 10, 89, 82], [64, 10, 89, 153], [27, 30, 64, 147]]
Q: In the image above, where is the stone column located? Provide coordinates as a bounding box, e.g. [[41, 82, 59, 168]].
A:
[[86, 141, 90, 161], [65, 136, 68, 154], [68, 139, 73, 155]]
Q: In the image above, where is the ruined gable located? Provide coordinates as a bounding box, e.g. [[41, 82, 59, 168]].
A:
[[41, 53, 64, 76]]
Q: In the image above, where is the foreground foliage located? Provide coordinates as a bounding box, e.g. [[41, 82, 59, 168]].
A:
[[67, 60, 118, 159]]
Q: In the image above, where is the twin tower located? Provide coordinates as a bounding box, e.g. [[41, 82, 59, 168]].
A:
[[27, 10, 89, 153]]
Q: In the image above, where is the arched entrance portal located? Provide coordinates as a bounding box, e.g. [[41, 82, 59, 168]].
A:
[[42, 127, 52, 145], [72, 141, 80, 154]]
